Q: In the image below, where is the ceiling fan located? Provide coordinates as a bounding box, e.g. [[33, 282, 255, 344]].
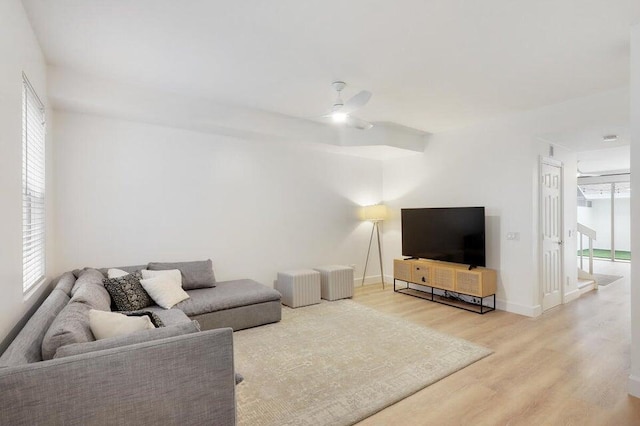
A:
[[323, 81, 373, 130]]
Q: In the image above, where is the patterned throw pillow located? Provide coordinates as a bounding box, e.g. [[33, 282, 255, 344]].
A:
[[103, 272, 154, 311]]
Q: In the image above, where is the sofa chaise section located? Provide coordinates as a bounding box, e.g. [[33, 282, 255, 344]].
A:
[[176, 279, 282, 331]]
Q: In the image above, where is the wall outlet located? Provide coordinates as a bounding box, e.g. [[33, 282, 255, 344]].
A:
[[506, 232, 520, 241]]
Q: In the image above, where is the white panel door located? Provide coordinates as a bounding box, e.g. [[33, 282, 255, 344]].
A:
[[541, 160, 563, 311]]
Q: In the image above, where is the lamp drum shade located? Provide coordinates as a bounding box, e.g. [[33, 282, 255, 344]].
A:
[[362, 204, 388, 221]]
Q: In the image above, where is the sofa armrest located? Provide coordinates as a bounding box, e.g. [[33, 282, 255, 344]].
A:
[[0, 328, 236, 426]]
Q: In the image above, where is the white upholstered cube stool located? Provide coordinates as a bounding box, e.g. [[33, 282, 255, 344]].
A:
[[276, 269, 321, 308], [313, 265, 354, 301]]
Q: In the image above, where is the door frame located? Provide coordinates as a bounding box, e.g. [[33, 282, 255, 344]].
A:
[[539, 156, 565, 308]]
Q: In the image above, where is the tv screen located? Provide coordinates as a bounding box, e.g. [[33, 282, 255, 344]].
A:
[[401, 207, 486, 267]]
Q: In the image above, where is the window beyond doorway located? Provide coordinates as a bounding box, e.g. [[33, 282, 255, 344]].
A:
[[578, 178, 631, 262]]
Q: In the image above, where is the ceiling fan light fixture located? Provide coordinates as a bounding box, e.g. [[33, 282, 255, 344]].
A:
[[321, 81, 372, 130], [332, 112, 348, 123]]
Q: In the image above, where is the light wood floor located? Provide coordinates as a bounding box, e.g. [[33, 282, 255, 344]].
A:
[[352, 261, 640, 426]]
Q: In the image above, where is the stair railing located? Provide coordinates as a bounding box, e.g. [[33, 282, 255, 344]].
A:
[[577, 222, 596, 276]]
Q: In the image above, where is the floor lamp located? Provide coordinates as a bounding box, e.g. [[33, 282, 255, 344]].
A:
[[361, 204, 388, 289]]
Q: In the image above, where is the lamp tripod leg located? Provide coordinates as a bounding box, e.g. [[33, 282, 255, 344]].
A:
[[376, 222, 384, 289], [362, 222, 375, 287]]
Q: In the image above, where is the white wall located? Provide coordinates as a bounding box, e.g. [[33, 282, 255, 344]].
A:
[[382, 127, 537, 315], [53, 111, 383, 286], [629, 23, 640, 398], [577, 197, 631, 252], [0, 0, 52, 347], [382, 104, 581, 317]]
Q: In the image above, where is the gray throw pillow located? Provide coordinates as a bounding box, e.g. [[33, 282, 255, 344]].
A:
[[103, 272, 154, 311], [53, 321, 201, 359], [147, 260, 216, 290]]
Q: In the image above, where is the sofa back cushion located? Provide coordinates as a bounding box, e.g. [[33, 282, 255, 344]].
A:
[[0, 289, 70, 366], [70, 268, 106, 297], [52, 272, 76, 296], [70, 278, 111, 311], [41, 301, 95, 360], [147, 260, 216, 290], [97, 265, 147, 277]]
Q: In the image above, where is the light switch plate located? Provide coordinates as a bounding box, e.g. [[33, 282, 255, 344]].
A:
[[506, 232, 520, 241]]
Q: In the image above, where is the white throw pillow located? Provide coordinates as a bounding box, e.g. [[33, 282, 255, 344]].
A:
[[140, 274, 190, 309], [107, 268, 130, 279], [89, 309, 154, 340], [141, 269, 182, 287]]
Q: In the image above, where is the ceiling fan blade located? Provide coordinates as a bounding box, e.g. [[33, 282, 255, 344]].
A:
[[346, 115, 373, 130], [340, 90, 372, 114]]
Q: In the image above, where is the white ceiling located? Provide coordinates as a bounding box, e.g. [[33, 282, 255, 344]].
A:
[[577, 145, 630, 174], [22, 0, 640, 135]]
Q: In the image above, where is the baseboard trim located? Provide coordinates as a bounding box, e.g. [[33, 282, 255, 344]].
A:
[[629, 374, 640, 398], [496, 299, 542, 317], [356, 275, 382, 287], [564, 289, 581, 303], [357, 274, 394, 287]]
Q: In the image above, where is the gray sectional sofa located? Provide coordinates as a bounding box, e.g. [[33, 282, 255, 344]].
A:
[[0, 265, 282, 425], [95, 264, 283, 332]]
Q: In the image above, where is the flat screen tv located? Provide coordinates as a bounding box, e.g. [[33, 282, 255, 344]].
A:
[[401, 207, 486, 267]]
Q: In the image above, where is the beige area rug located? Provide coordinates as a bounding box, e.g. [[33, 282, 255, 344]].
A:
[[234, 300, 492, 425]]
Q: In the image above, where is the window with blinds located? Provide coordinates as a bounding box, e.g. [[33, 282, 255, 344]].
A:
[[22, 73, 46, 293]]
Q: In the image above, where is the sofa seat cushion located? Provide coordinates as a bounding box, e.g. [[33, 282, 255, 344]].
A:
[[133, 307, 192, 326], [175, 279, 281, 317]]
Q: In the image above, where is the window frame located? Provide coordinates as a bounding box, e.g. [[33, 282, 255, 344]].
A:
[[22, 73, 46, 294]]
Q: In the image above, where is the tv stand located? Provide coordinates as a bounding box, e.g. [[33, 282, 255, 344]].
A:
[[393, 258, 496, 314]]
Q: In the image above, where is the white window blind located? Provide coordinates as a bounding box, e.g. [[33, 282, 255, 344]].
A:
[[22, 73, 46, 293]]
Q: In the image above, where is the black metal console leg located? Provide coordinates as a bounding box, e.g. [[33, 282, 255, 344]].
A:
[[390, 276, 495, 314]]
